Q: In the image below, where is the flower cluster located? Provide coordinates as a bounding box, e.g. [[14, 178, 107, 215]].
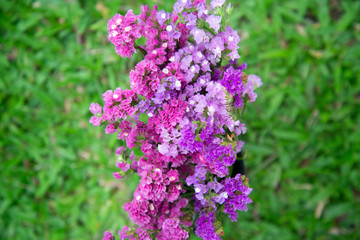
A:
[[89, 0, 262, 239]]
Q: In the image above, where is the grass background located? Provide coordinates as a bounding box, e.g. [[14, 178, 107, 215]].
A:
[[1, 0, 359, 239]]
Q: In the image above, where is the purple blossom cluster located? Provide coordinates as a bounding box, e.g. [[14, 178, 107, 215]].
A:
[[89, 0, 262, 239]]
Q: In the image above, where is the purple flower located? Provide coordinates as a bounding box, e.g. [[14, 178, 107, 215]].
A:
[[222, 26, 240, 50], [191, 28, 209, 44], [228, 49, 240, 60], [210, 0, 226, 10], [248, 74, 263, 88], [194, 183, 208, 204], [206, 15, 222, 33], [173, 0, 191, 13], [220, 66, 245, 108], [222, 174, 253, 221], [180, 55, 193, 71], [235, 140, 244, 153], [207, 178, 223, 193], [156, 10, 170, 26], [213, 191, 228, 204], [185, 13, 197, 30], [210, 36, 225, 58], [195, 211, 221, 240], [178, 123, 204, 154], [196, 2, 209, 18], [201, 59, 211, 72], [166, 23, 181, 39]]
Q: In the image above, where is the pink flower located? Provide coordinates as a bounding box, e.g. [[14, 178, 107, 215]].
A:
[[89, 103, 102, 114], [123, 198, 153, 228], [167, 169, 179, 182], [107, 10, 141, 58], [89, 103, 103, 126], [89, 116, 102, 127], [168, 184, 181, 202], [105, 123, 117, 134], [158, 98, 187, 131], [113, 172, 123, 179], [156, 218, 189, 240], [116, 161, 130, 172], [130, 60, 162, 98]]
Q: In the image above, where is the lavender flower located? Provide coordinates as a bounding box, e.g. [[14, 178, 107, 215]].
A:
[[156, 10, 170, 26], [206, 15, 222, 33]]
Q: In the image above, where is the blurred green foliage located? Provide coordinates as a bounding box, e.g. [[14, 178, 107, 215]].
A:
[[1, 0, 359, 239]]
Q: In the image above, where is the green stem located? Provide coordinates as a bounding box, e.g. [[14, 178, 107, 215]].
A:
[[241, 102, 247, 118], [134, 43, 147, 56]]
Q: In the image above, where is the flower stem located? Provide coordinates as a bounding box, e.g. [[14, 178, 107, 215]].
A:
[[134, 43, 147, 56]]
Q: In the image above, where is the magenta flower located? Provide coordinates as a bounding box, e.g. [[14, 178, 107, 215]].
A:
[[102, 231, 115, 240]]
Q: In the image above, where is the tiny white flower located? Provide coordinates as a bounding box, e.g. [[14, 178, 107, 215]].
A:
[[169, 56, 175, 62], [175, 80, 181, 88], [200, 79, 205, 85], [162, 43, 168, 48], [116, 19, 122, 25], [112, 31, 118, 37], [215, 47, 221, 54], [176, 185, 181, 190], [111, 24, 116, 29], [181, 0, 187, 3], [166, 25, 173, 31], [189, 100, 195, 105], [194, 187, 201, 193], [113, 94, 119, 99], [208, 105, 215, 115], [169, 176, 175, 181], [152, 50, 157, 54], [123, 132, 129, 136], [124, 26, 131, 32], [228, 36, 234, 42], [197, 52, 203, 58], [190, 66, 195, 72], [149, 203, 154, 210], [136, 195, 141, 200], [148, 113, 153, 117], [162, 68, 169, 74], [204, 10, 209, 15], [154, 168, 161, 172], [161, 13, 166, 19], [221, 192, 228, 199]]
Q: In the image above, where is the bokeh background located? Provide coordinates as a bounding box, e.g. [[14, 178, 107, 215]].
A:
[[1, 0, 359, 239]]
